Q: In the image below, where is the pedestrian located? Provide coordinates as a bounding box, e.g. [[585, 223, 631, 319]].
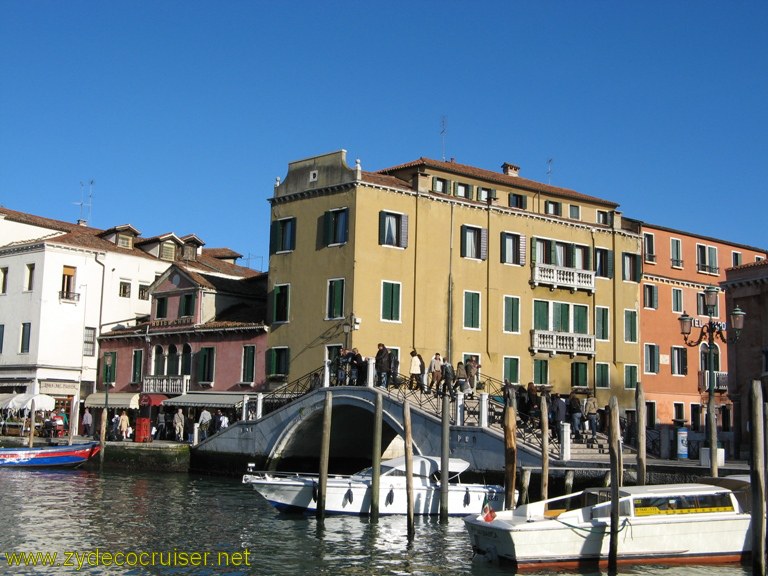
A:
[[427, 353, 442, 394], [173, 408, 185, 442], [440, 357, 455, 398], [552, 393, 567, 444], [156, 409, 166, 440], [465, 356, 478, 395], [374, 343, 390, 388], [453, 361, 468, 397], [408, 350, 422, 390], [584, 392, 599, 443], [198, 407, 212, 441], [82, 408, 93, 437], [350, 348, 364, 385], [219, 410, 229, 429], [118, 410, 130, 441], [567, 392, 583, 443]]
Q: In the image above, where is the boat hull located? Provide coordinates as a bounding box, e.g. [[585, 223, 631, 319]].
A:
[[244, 474, 505, 516], [0, 442, 101, 468]]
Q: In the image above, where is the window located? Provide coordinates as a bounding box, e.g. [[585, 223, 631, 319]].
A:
[[624, 310, 638, 343], [119, 281, 131, 298], [503, 296, 520, 333], [553, 302, 569, 332], [696, 244, 719, 274], [645, 402, 656, 430], [0, 267, 6, 294], [732, 251, 742, 267], [381, 281, 401, 322], [594, 248, 613, 278], [327, 278, 344, 319], [131, 349, 143, 383], [160, 241, 176, 261], [103, 351, 116, 384], [463, 291, 481, 329], [643, 284, 658, 309], [596, 307, 609, 340], [153, 345, 165, 375], [544, 201, 561, 216], [643, 233, 656, 263], [179, 293, 195, 317], [273, 284, 290, 323], [454, 182, 472, 198], [673, 402, 685, 422], [197, 347, 215, 383], [672, 288, 683, 313], [156, 297, 168, 319], [181, 344, 192, 376], [569, 205, 580, 220], [117, 233, 133, 249], [622, 253, 641, 282], [460, 225, 488, 260], [266, 347, 289, 376], [378, 212, 409, 248], [138, 284, 149, 300], [432, 177, 449, 193], [533, 300, 549, 330], [167, 345, 179, 375], [20, 322, 32, 353], [691, 404, 701, 432], [624, 365, 638, 389], [533, 359, 548, 385], [573, 305, 588, 334], [670, 238, 683, 268], [671, 346, 688, 376], [25, 264, 35, 291], [83, 327, 96, 357], [533, 238, 591, 270], [721, 405, 732, 432], [60, 266, 77, 299], [534, 300, 588, 334], [503, 357, 519, 384], [323, 209, 348, 246], [697, 291, 719, 317], [477, 187, 495, 202], [571, 362, 588, 387], [644, 344, 660, 374], [509, 193, 526, 209], [500, 232, 526, 265], [242, 346, 255, 383], [701, 343, 720, 372], [0, 324, 4, 353], [596, 210, 610, 225], [270, 217, 296, 253], [596, 363, 610, 388]]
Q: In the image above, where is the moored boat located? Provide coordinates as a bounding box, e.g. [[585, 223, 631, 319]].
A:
[[464, 477, 753, 569], [243, 455, 508, 516], [0, 442, 101, 468]]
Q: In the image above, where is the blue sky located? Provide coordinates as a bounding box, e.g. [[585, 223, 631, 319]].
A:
[[1, 1, 766, 269]]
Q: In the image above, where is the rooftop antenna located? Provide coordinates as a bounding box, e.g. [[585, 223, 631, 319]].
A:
[[440, 116, 447, 161], [244, 253, 264, 271], [74, 179, 94, 225], [546, 159, 553, 185]]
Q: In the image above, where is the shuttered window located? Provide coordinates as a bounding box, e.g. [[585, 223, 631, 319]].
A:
[[382, 282, 401, 322]]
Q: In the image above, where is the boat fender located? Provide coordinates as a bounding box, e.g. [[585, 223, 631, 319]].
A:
[[386, 487, 394, 506], [464, 488, 470, 507], [344, 488, 354, 505], [312, 481, 318, 503]]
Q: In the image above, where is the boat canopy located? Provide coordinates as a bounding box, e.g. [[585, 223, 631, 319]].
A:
[[378, 456, 470, 478]]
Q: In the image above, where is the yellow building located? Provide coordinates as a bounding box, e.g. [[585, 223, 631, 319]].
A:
[[266, 150, 642, 410]]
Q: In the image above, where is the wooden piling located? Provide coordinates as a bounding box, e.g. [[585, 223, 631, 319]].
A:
[[636, 381, 646, 486], [504, 403, 517, 509], [564, 470, 574, 495], [370, 392, 383, 521], [751, 380, 765, 576], [440, 393, 450, 522], [316, 391, 332, 522], [608, 396, 620, 572], [519, 468, 531, 506], [403, 400, 415, 541], [540, 395, 549, 501], [27, 398, 35, 449]]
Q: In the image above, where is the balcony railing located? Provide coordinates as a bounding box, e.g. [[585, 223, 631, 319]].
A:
[[59, 290, 80, 302], [143, 375, 190, 395], [531, 264, 595, 293], [530, 330, 596, 356], [699, 370, 728, 393]]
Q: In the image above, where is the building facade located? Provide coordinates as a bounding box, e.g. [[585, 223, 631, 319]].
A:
[[266, 150, 643, 412]]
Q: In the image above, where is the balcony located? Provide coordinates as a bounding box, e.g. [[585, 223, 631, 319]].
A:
[[699, 370, 728, 393], [530, 330, 596, 356], [59, 290, 80, 302], [143, 375, 190, 395], [531, 264, 595, 293]]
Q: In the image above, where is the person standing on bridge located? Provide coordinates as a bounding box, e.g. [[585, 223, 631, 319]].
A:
[[375, 343, 391, 388], [440, 357, 455, 398], [427, 353, 442, 394]]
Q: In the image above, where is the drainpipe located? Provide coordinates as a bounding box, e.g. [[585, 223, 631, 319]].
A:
[[446, 203, 455, 363]]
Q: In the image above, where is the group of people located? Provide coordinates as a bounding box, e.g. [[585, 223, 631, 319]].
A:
[[155, 407, 230, 443], [513, 383, 601, 445]]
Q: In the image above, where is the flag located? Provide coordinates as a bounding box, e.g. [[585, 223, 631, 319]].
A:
[[482, 493, 496, 522]]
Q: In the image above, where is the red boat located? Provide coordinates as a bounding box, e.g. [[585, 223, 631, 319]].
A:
[[0, 442, 101, 468]]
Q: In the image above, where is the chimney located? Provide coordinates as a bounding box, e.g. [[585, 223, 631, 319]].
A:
[[502, 162, 520, 177]]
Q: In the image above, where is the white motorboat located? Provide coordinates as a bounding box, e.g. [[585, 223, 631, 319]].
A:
[[243, 455, 508, 516], [464, 477, 753, 569]]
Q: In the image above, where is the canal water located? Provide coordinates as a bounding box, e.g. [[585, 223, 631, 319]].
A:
[[0, 468, 753, 575]]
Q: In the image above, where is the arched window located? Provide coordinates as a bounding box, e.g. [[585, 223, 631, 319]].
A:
[[153, 345, 165, 375], [181, 344, 192, 376], [167, 345, 179, 375]]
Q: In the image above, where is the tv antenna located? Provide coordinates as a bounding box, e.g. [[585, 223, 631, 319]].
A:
[[245, 253, 264, 271], [546, 159, 553, 184], [440, 116, 447, 161], [75, 179, 94, 225]]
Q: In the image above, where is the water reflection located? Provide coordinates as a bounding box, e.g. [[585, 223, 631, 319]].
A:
[[0, 469, 754, 576]]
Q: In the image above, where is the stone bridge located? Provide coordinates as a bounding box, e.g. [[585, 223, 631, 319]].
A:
[[192, 386, 545, 476]]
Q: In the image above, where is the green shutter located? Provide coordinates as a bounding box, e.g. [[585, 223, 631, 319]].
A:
[[500, 233, 508, 263], [243, 346, 255, 382], [534, 300, 549, 330], [132, 350, 142, 382], [269, 221, 278, 254], [607, 250, 614, 278], [530, 237, 538, 264], [480, 228, 488, 261], [378, 212, 386, 245], [382, 283, 392, 320], [460, 225, 467, 257], [400, 215, 409, 248], [574, 305, 588, 334]]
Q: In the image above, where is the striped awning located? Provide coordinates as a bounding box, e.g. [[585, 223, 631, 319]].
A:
[[162, 392, 248, 409]]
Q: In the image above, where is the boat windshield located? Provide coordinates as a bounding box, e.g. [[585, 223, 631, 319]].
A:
[[632, 492, 735, 516]]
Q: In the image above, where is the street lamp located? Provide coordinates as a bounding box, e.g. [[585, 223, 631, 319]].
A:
[[99, 353, 113, 463], [678, 285, 745, 477]]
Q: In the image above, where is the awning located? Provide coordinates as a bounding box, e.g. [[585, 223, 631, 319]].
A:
[[139, 394, 168, 407], [163, 392, 248, 409], [84, 392, 140, 409]]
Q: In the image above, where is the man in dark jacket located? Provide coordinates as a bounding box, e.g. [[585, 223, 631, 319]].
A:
[[552, 393, 567, 444], [374, 343, 390, 388]]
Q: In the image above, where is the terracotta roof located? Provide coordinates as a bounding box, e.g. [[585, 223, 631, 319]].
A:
[[0, 206, 95, 234], [203, 247, 243, 260], [360, 171, 412, 189], [377, 157, 619, 208]]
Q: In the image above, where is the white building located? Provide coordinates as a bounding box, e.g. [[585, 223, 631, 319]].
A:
[[0, 207, 221, 431]]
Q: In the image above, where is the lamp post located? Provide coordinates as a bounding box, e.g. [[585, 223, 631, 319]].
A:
[[99, 353, 113, 464], [678, 285, 745, 477]]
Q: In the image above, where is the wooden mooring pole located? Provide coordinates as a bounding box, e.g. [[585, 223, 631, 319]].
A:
[[636, 381, 646, 485], [440, 393, 450, 522], [403, 400, 415, 541], [751, 380, 765, 576], [608, 396, 620, 573], [370, 392, 383, 521], [316, 391, 332, 522], [540, 395, 549, 502], [504, 403, 517, 509]]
